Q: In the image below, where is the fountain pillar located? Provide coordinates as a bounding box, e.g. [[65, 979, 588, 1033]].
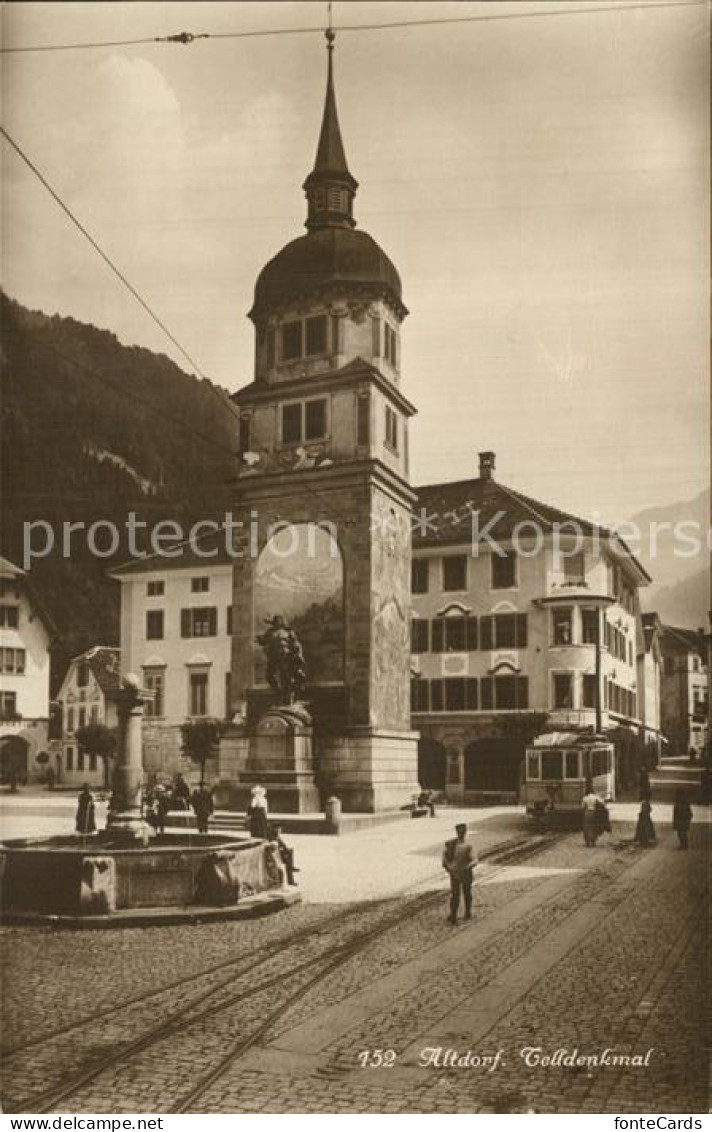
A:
[[106, 674, 154, 842]]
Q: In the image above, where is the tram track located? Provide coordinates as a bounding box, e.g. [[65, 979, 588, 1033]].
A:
[[6, 830, 562, 1114]]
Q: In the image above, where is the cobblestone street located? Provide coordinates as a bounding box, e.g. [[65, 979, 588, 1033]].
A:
[[1, 806, 709, 1114]]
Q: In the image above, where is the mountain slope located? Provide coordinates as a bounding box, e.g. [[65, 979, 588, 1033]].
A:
[[0, 292, 239, 690], [628, 489, 709, 628]]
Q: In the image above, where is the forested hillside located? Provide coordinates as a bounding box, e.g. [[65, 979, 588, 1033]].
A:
[[1, 292, 238, 690]]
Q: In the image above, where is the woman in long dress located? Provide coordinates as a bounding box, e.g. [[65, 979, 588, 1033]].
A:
[[634, 799, 656, 846], [75, 784, 96, 835], [247, 785, 269, 839]]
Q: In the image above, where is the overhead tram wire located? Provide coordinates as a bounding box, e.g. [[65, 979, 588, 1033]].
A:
[[0, 1, 704, 54]]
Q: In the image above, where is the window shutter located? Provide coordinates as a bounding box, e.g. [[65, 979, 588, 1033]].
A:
[[517, 676, 529, 709], [481, 677, 493, 710], [431, 619, 444, 653], [431, 679, 443, 712], [466, 616, 478, 651], [181, 609, 191, 638], [481, 616, 493, 650], [516, 614, 528, 648], [209, 608, 217, 636], [466, 678, 479, 710]]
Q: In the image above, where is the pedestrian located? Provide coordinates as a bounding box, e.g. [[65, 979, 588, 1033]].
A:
[[634, 799, 656, 846], [155, 785, 169, 835], [418, 789, 436, 818], [442, 823, 477, 924], [173, 773, 191, 811], [672, 789, 693, 850], [581, 781, 601, 847], [247, 784, 270, 839], [269, 823, 300, 885], [191, 784, 214, 835], [75, 783, 97, 835], [638, 764, 651, 801]]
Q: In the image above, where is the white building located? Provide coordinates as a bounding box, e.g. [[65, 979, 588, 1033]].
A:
[[410, 453, 651, 800], [110, 543, 233, 780], [56, 646, 121, 788], [0, 557, 54, 784], [638, 612, 664, 757]]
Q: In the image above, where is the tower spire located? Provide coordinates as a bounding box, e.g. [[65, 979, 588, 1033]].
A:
[[303, 23, 358, 230]]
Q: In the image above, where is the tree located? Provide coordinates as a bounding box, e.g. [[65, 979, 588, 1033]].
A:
[[180, 719, 221, 788], [75, 722, 118, 788]]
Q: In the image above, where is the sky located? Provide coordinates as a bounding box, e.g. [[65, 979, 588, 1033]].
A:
[[2, 0, 709, 525]]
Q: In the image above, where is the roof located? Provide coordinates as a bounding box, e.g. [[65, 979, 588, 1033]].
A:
[[0, 556, 25, 580], [412, 474, 651, 582], [250, 226, 404, 322], [0, 556, 58, 639], [109, 527, 235, 577], [661, 624, 707, 656], [73, 646, 122, 697], [309, 41, 352, 183]]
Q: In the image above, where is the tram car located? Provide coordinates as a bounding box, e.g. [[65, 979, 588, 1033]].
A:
[[522, 732, 616, 820]]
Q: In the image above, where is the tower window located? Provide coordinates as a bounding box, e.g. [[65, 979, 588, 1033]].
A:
[[239, 413, 251, 453], [305, 398, 327, 440], [385, 405, 399, 452], [305, 315, 327, 356], [281, 398, 328, 445], [328, 187, 345, 211], [384, 324, 398, 368], [281, 321, 303, 361]]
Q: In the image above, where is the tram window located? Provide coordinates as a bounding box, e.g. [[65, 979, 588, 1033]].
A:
[[527, 752, 540, 780], [564, 751, 580, 779], [541, 751, 563, 779], [592, 749, 609, 776]]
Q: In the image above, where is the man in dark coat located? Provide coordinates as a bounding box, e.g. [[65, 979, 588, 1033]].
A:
[[76, 784, 96, 835], [191, 785, 214, 834]]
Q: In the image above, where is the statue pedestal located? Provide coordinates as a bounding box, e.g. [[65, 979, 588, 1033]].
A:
[[225, 704, 321, 815]]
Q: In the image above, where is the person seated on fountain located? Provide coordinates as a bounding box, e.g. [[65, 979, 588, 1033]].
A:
[[269, 822, 299, 886], [247, 784, 270, 839]]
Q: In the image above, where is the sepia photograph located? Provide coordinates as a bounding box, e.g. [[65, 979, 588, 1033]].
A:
[[0, 0, 709, 1121]]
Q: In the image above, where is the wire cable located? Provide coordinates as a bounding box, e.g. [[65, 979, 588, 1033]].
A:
[[0, 126, 212, 383], [1, 2, 703, 54]]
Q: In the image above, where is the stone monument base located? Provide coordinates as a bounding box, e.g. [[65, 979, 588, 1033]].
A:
[[319, 727, 421, 812], [217, 703, 321, 815]]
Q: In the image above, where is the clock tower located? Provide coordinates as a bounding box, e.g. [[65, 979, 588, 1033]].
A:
[[226, 31, 420, 812]]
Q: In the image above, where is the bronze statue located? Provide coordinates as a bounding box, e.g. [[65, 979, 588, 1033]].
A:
[[257, 615, 307, 704]]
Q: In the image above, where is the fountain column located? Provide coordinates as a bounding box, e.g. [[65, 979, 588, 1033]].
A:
[[106, 673, 154, 842]]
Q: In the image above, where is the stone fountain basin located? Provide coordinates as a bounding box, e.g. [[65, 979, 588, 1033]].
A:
[[0, 833, 289, 921]]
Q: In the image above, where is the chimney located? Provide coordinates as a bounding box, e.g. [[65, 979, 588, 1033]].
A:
[[479, 451, 496, 480]]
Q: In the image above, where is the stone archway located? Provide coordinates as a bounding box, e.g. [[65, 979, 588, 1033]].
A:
[[0, 735, 30, 784], [417, 737, 447, 790]]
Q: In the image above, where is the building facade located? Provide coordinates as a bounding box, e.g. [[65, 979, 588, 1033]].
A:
[[637, 612, 664, 756], [0, 557, 54, 784], [56, 646, 121, 788], [111, 549, 233, 781], [660, 625, 709, 756], [410, 454, 651, 800]]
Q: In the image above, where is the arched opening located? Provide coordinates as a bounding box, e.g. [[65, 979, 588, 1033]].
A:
[[464, 738, 524, 794], [0, 735, 30, 785], [254, 523, 344, 686], [417, 737, 447, 790]]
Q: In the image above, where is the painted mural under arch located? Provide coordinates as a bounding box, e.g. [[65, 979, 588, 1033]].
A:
[[253, 523, 344, 687]]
